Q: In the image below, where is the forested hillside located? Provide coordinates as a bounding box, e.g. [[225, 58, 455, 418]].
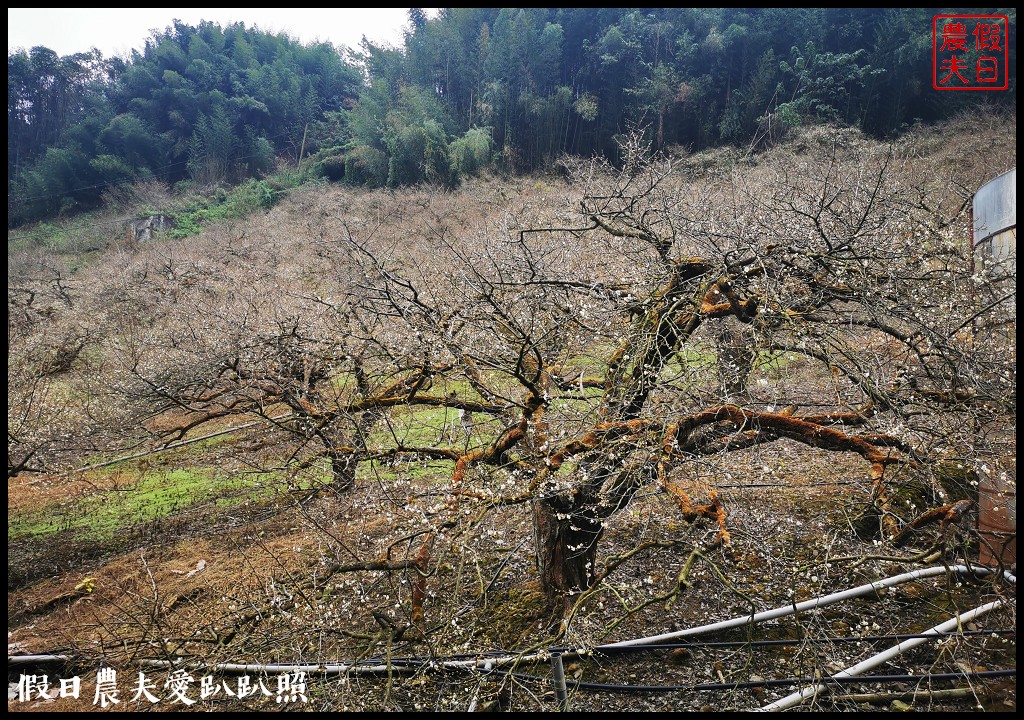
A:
[[8, 8, 1016, 227]]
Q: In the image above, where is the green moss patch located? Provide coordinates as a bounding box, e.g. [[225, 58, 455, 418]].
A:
[[9, 467, 278, 542]]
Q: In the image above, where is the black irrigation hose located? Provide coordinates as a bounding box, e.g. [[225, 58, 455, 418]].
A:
[[343, 629, 1017, 666], [160, 654, 1014, 695], [12, 629, 1015, 675], [715, 480, 862, 489], [14, 654, 1014, 698], [493, 669, 1017, 694], [367, 660, 1017, 694]]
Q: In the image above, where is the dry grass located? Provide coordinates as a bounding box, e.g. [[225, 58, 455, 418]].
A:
[[8, 116, 1016, 712]]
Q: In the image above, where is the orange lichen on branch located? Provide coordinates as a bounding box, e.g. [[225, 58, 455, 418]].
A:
[[662, 421, 681, 456], [664, 406, 907, 541], [699, 279, 759, 322], [656, 465, 730, 543], [657, 423, 730, 544], [671, 406, 901, 468], [296, 396, 321, 417], [892, 499, 973, 547], [546, 418, 654, 470], [707, 492, 730, 545], [699, 300, 751, 318], [451, 423, 527, 491], [452, 449, 486, 488], [494, 425, 526, 457]]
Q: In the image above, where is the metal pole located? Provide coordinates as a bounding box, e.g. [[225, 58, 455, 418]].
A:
[[550, 650, 569, 711]]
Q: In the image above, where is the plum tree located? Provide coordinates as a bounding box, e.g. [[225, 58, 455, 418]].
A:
[[117, 128, 1013, 610]]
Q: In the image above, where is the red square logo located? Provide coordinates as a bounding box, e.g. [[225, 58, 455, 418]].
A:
[[933, 14, 1009, 90]]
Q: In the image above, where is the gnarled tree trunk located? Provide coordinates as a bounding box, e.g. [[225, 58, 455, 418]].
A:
[[533, 498, 604, 605], [329, 452, 357, 491]]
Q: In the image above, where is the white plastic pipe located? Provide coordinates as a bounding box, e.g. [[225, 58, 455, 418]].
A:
[[7, 654, 71, 666], [15, 566, 1013, 686], [598, 565, 1002, 649], [757, 598, 1007, 712]]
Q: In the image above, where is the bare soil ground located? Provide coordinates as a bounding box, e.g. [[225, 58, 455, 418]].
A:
[[8, 433, 1016, 712]]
